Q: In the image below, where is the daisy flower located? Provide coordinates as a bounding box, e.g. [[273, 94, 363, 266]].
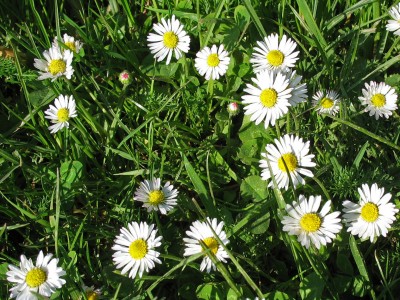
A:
[[342, 183, 399, 242], [312, 90, 341, 115], [147, 15, 190, 65], [282, 195, 342, 249], [286, 70, 308, 107], [386, 4, 400, 36], [53, 33, 83, 54], [6, 251, 66, 299], [358, 81, 398, 119], [242, 69, 292, 128], [44, 95, 77, 134], [250, 33, 299, 73], [259, 134, 316, 190], [134, 178, 178, 215], [33, 46, 74, 81], [194, 44, 230, 80], [112, 221, 162, 278], [82, 285, 102, 300], [183, 217, 230, 273]]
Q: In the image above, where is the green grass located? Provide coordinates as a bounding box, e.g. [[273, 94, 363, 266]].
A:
[[1, 0, 400, 299]]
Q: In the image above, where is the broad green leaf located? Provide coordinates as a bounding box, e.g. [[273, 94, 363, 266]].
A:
[[336, 253, 354, 276], [60, 161, 83, 189], [29, 87, 54, 108], [263, 291, 291, 300], [240, 175, 268, 202], [237, 139, 263, 165], [352, 275, 368, 297], [234, 5, 250, 31], [385, 73, 400, 88], [196, 283, 227, 300], [0, 263, 8, 280], [333, 275, 352, 295], [238, 115, 272, 142], [299, 272, 325, 300]]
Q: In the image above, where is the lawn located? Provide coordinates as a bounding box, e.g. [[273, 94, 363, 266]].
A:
[[0, 0, 400, 299]]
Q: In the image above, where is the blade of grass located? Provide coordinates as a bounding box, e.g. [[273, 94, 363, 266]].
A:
[[203, 0, 226, 47], [182, 154, 217, 217], [374, 250, 394, 300], [293, 0, 332, 63], [325, 0, 376, 31], [349, 236, 376, 299], [327, 115, 400, 151], [146, 253, 204, 296], [28, 0, 50, 47], [243, 0, 267, 37]]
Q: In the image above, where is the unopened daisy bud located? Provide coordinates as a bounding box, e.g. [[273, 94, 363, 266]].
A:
[[119, 70, 132, 85], [227, 102, 240, 116]]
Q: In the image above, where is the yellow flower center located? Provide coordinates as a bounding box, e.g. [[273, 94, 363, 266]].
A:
[[266, 50, 284, 67], [48, 59, 66, 75], [129, 239, 148, 259], [25, 268, 47, 288], [277, 153, 298, 172], [86, 291, 99, 300], [361, 202, 379, 222], [300, 213, 322, 232], [202, 237, 219, 254], [207, 53, 220, 67], [370, 93, 386, 108], [148, 190, 165, 205], [320, 97, 334, 109], [57, 108, 70, 122], [260, 88, 278, 108], [163, 31, 179, 49], [65, 41, 76, 52]]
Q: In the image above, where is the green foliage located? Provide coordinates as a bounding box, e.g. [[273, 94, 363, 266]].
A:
[[0, 0, 400, 299]]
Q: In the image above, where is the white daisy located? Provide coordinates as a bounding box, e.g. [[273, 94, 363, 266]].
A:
[[33, 46, 74, 81], [282, 195, 342, 249], [44, 95, 77, 134], [358, 81, 398, 119], [194, 44, 230, 80], [242, 69, 292, 128], [6, 251, 66, 299], [342, 183, 399, 242], [53, 33, 83, 54], [133, 178, 178, 215], [82, 285, 102, 300], [386, 4, 400, 36], [183, 217, 230, 273], [259, 134, 316, 190], [250, 33, 299, 73], [312, 90, 340, 115], [147, 15, 190, 65], [286, 69, 308, 107], [112, 221, 162, 279]]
